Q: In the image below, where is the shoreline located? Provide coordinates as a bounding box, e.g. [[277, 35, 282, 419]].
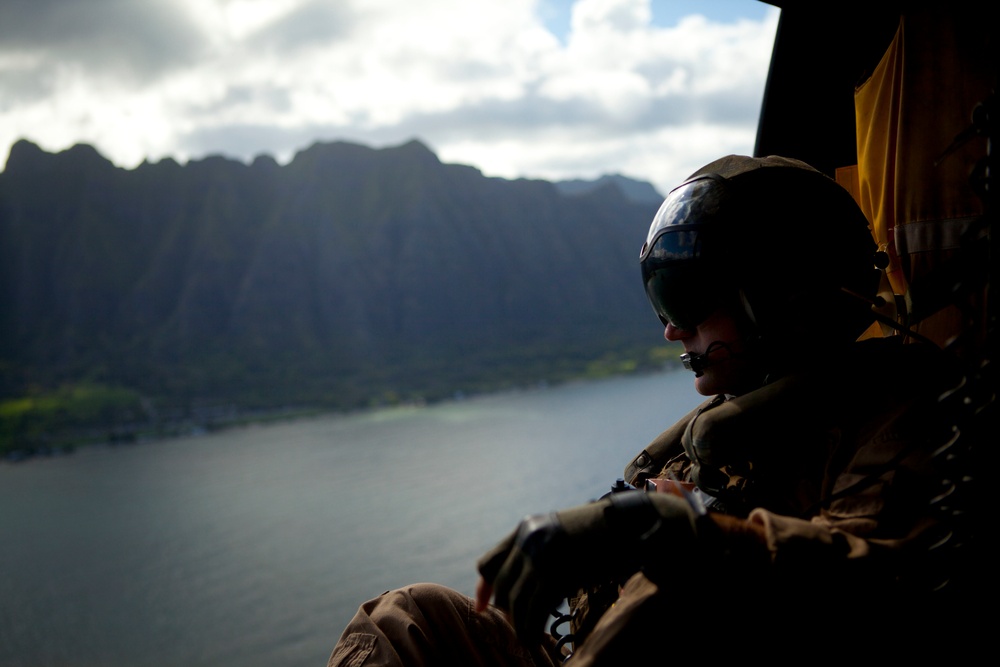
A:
[[2, 364, 683, 465]]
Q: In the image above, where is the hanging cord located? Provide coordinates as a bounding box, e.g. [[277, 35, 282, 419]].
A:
[[548, 606, 576, 663], [920, 92, 996, 598], [545, 478, 636, 662]]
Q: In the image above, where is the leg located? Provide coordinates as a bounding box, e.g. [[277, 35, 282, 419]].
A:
[[328, 583, 560, 667]]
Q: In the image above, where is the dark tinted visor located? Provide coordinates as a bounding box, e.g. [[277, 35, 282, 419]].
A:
[[642, 256, 726, 331], [639, 176, 730, 330]]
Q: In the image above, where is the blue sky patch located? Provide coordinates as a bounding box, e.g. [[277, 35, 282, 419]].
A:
[[537, 0, 772, 43]]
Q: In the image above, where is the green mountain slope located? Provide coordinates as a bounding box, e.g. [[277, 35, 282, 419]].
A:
[[0, 138, 677, 453]]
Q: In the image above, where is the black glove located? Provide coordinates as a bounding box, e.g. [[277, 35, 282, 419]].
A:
[[476, 490, 701, 641]]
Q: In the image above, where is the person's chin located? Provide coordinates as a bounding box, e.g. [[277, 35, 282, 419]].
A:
[[693, 373, 723, 396]]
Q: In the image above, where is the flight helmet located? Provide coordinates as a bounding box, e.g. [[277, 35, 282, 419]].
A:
[[639, 155, 880, 350]]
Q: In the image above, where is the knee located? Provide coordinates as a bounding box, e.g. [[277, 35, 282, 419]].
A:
[[362, 582, 472, 621], [331, 584, 464, 667]]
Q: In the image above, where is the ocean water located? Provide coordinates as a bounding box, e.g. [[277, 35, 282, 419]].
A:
[[0, 370, 701, 667]]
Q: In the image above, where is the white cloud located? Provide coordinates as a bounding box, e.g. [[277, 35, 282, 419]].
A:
[[0, 0, 779, 195], [572, 0, 652, 33]]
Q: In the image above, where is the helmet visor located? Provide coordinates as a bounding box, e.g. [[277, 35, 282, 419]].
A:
[[639, 177, 730, 330], [642, 255, 725, 331]]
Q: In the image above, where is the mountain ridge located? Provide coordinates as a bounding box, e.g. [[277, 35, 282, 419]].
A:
[[0, 138, 674, 454]]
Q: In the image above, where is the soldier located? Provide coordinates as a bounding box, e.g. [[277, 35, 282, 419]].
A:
[[329, 155, 969, 666]]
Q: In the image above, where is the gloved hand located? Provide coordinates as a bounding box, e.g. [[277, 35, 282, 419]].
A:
[[475, 489, 702, 641]]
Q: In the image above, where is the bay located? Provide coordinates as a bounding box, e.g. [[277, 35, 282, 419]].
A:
[[0, 369, 701, 667]]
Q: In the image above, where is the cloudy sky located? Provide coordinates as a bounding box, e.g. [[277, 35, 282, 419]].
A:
[[0, 0, 779, 195]]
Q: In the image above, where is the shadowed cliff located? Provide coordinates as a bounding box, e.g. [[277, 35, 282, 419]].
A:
[[0, 138, 673, 451]]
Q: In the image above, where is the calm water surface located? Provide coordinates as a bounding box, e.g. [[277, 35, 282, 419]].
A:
[[0, 370, 701, 667]]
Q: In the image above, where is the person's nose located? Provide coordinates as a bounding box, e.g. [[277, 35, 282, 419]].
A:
[[663, 321, 691, 341]]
